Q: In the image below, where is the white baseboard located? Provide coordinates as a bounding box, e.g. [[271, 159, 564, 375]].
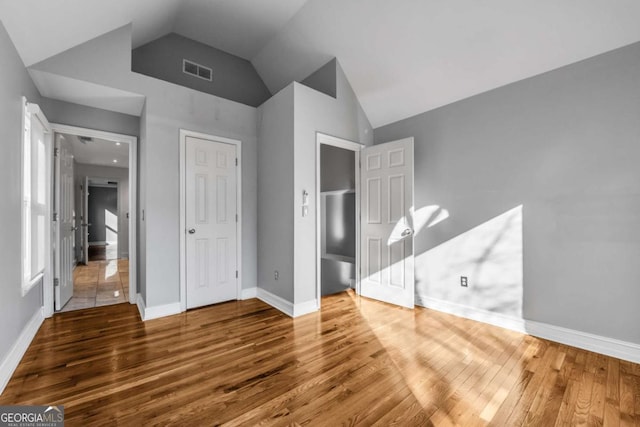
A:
[[241, 287, 257, 300], [526, 320, 640, 365], [417, 295, 526, 334], [136, 293, 181, 321], [256, 288, 318, 318], [417, 295, 640, 364], [293, 299, 319, 317], [0, 308, 44, 395]]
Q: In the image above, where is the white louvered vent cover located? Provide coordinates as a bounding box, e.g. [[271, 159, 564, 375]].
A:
[[183, 59, 213, 81]]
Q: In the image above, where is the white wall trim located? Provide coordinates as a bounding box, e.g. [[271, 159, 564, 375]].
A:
[[417, 295, 640, 364], [241, 287, 257, 300], [293, 299, 319, 317], [0, 308, 44, 395], [417, 295, 527, 334], [136, 293, 181, 321], [525, 321, 640, 365], [179, 129, 243, 312], [257, 288, 318, 318], [49, 123, 138, 308], [257, 288, 293, 316], [136, 293, 146, 321]]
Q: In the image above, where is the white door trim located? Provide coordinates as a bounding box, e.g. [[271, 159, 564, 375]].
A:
[[179, 129, 243, 312], [316, 132, 363, 309], [48, 123, 138, 315]]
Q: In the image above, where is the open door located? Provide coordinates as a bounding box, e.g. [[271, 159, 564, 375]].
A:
[[360, 137, 414, 308], [81, 176, 89, 265], [54, 135, 75, 310]]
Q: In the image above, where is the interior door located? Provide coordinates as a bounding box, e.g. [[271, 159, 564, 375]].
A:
[[54, 135, 75, 310], [185, 136, 238, 309], [360, 137, 415, 308], [81, 176, 89, 265]]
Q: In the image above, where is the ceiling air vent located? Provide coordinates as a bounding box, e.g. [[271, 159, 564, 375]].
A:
[[183, 59, 212, 82]]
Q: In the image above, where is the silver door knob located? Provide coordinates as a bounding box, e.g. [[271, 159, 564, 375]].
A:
[[72, 226, 78, 231], [188, 228, 196, 234], [401, 228, 413, 237]]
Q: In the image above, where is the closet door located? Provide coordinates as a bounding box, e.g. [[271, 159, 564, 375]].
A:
[[360, 137, 414, 308]]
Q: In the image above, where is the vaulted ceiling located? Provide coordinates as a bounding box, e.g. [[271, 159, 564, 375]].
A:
[[2, 0, 640, 128]]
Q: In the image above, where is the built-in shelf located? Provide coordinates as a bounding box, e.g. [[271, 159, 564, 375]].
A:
[[320, 189, 355, 195], [322, 253, 356, 264]]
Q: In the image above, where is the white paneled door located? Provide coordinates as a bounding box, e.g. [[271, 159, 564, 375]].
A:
[[54, 134, 75, 310], [185, 136, 238, 309], [360, 138, 415, 308]]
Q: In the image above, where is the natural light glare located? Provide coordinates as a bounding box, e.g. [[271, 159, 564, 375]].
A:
[[105, 260, 118, 279], [37, 138, 45, 204], [416, 205, 523, 317], [105, 209, 118, 244], [411, 205, 450, 236]]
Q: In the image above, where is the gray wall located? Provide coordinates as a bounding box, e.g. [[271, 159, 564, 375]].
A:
[[256, 85, 295, 301], [320, 144, 355, 192], [374, 41, 640, 344], [293, 62, 373, 305], [32, 25, 259, 309], [75, 163, 130, 259], [132, 33, 271, 108], [0, 21, 43, 373], [301, 58, 337, 99], [88, 186, 117, 243], [40, 97, 140, 137]]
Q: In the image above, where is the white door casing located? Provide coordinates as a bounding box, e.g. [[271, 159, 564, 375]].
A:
[[54, 135, 75, 310], [185, 135, 238, 309], [81, 176, 89, 265], [360, 137, 415, 308]]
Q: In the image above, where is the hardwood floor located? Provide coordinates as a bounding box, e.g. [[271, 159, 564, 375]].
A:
[[1, 290, 639, 426], [60, 260, 129, 312]]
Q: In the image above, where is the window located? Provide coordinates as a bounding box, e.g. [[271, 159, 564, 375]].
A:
[[22, 99, 49, 294]]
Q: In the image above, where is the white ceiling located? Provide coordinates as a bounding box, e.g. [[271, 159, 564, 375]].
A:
[[253, 0, 640, 127], [2, 1, 640, 128], [62, 133, 130, 169]]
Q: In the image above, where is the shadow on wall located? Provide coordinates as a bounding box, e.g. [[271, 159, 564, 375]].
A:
[[360, 202, 524, 319], [415, 205, 524, 318]]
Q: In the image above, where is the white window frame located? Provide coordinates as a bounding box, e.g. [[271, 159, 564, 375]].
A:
[[21, 98, 52, 296]]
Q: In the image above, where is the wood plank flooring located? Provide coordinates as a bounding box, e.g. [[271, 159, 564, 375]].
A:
[[1, 290, 639, 426]]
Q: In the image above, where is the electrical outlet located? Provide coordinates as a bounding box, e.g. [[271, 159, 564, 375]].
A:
[[460, 276, 468, 287], [274, 270, 279, 280]]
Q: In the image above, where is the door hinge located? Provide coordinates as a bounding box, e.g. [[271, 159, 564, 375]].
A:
[[235, 214, 238, 223], [235, 158, 238, 166], [236, 270, 238, 278], [54, 278, 59, 287], [54, 148, 60, 157], [53, 212, 59, 222]]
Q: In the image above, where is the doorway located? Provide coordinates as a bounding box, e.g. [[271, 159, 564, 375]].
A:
[[316, 134, 362, 304], [316, 133, 416, 310], [47, 124, 137, 315], [179, 130, 242, 311]]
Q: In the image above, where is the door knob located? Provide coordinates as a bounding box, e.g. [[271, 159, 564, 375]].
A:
[[401, 228, 413, 237], [188, 228, 196, 234]]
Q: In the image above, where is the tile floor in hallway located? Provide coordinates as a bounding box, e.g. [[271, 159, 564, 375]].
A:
[[60, 259, 130, 312]]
